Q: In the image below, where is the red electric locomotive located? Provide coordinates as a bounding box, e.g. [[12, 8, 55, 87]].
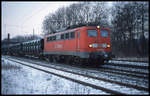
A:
[[43, 25, 112, 66]]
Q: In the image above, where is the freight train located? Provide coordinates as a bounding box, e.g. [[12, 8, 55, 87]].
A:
[[2, 25, 113, 66]]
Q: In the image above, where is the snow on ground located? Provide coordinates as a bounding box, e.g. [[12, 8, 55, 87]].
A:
[[1, 57, 108, 94], [113, 57, 148, 62], [2, 57, 148, 95], [4, 56, 149, 89], [102, 64, 149, 74], [109, 60, 149, 67]]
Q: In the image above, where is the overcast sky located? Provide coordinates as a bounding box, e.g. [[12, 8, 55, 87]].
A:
[[2, 1, 78, 40]]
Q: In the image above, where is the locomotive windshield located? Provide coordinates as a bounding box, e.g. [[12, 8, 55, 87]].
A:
[[87, 29, 97, 37], [101, 30, 108, 37]]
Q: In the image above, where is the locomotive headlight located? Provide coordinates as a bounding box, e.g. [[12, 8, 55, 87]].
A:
[[107, 44, 110, 48], [89, 44, 93, 48], [89, 43, 98, 48], [97, 25, 100, 29]]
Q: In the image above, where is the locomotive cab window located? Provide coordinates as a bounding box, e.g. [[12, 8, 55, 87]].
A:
[[87, 29, 97, 37], [101, 30, 108, 37]]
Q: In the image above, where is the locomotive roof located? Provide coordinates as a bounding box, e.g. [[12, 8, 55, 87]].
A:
[[45, 26, 97, 37], [53, 24, 96, 32]]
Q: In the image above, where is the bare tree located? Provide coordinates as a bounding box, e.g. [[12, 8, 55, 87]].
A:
[[111, 1, 148, 57], [42, 2, 111, 35]]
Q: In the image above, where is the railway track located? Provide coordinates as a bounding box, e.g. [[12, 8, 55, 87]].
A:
[[98, 67, 148, 79], [106, 62, 148, 69], [6, 56, 149, 79], [2, 56, 149, 94], [62, 59, 149, 82], [101, 64, 148, 76], [4, 55, 149, 82], [111, 59, 148, 63], [100, 65, 148, 75], [99, 62, 149, 79], [66, 62, 148, 84]]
